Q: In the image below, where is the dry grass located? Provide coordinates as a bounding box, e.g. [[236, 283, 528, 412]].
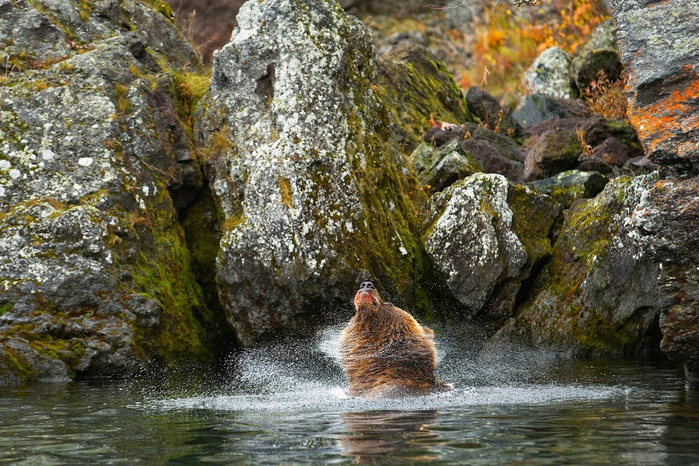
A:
[[583, 70, 628, 120]]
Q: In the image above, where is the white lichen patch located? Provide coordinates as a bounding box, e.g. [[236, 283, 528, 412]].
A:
[[425, 173, 527, 314]]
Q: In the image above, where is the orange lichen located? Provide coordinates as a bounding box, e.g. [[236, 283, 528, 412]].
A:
[[627, 65, 699, 156]]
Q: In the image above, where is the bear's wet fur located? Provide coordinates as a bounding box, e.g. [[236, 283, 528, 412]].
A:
[[338, 282, 452, 398]]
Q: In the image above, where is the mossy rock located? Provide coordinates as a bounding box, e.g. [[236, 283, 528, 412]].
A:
[[488, 174, 665, 356], [377, 43, 474, 153]]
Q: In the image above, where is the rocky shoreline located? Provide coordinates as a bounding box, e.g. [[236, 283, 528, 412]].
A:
[[1, 0, 697, 387]]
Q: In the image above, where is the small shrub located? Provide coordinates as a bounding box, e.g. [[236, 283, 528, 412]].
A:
[[583, 70, 628, 120]]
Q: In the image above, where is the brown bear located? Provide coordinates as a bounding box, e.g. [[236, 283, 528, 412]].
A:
[[338, 281, 452, 398]]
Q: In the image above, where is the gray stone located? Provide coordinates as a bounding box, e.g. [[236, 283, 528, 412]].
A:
[[195, 0, 429, 345], [610, 0, 699, 177], [410, 140, 482, 192], [570, 19, 622, 91], [522, 46, 576, 99], [424, 173, 560, 320], [513, 94, 592, 127], [0, 0, 215, 381], [530, 170, 609, 208], [634, 178, 699, 387]]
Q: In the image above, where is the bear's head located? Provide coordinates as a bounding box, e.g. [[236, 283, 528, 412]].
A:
[[354, 281, 383, 313]]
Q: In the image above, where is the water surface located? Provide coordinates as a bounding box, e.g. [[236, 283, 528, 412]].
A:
[[1, 326, 698, 465]]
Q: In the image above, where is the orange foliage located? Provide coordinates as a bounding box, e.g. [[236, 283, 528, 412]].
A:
[[459, 0, 610, 105]]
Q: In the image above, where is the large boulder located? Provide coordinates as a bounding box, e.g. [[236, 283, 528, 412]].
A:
[[0, 0, 218, 382], [610, 0, 699, 177], [423, 174, 561, 320], [489, 175, 666, 356], [378, 43, 473, 153], [194, 0, 440, 345]]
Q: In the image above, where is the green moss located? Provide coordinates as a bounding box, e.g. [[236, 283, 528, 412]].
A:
[[129, 179, 215, 366], [377, 47, 473, 154], [139, 0, 174, 21], [170, 69, 211, 131], [0, 343, 36, 380], [114, 83, 131, 114], [0, 304, 12, 317]]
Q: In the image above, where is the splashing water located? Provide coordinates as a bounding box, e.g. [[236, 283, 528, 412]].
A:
[[137, 323, 630, 414]]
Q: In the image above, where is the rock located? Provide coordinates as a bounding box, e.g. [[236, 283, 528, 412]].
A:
[[0, 0, 218, 381], [530, 170, 609, 208], [460, 139, 523, 182], [464, 123, 526, 163], [623, 156, 659, 176], [410, 141, 482, 192], [570, 19, 623, 91], [488, 174, 665, 356], [423, 124, 468, 148], [513, 94, 593, 127], [634, 178, 699, 387], [423, 174, 561, 320], [592, 136, 631, 167], [378, 43, 473, 153], [524, 130, 582, 181], [466, 87, 522, 137], [610, 0, 699, 177], [576, 158, 615, 177], [522, 46, 576, 99], [194, 0, 435, 345]]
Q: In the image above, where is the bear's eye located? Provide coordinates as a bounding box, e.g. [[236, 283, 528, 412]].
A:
[[360, 281, 375, 290]]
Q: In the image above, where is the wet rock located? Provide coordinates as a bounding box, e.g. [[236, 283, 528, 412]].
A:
[[610, 0, 699, 177], [570, 19, 622, 91], [460, 139, 523, 182], [513, 94, 593, 127], [489, 174, 665, 356], [424, 174, 561, 320], [522, 46, 576, 99], [524, 130, 582, 181], [530, 170, 609, 209], [410, 141, 482, 192], [634, 178, 699, 387], [195, 0, 434, 345], [466, 87, 522, 137], [0, 0, 216, 381]]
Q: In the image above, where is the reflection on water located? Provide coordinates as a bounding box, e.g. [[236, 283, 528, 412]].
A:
[[1, 324, 699, 464], [339, 410, 441, 463]]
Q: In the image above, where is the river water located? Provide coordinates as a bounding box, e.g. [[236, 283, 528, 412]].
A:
[[1, 325, 698, 465]]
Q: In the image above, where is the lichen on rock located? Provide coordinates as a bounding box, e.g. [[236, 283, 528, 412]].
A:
[[489, 174, 665, 356], [0, 0, 218, 382], [423, 173, 560, 320], [195, 0, 439, 345]]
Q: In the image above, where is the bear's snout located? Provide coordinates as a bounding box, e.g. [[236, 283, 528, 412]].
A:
[[359, 281, 375, 290]]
